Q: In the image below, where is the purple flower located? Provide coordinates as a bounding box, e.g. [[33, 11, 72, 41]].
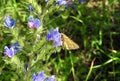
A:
[[45, 75, 55, 81], [46, 28, 62, 47], [32, 70, 55, 81], [56, 0, 73, 6], [56, 0, 67, 5], [32, 70, 46, 81], [4, 46, 15, 58], [4, 42, 21, 58], [28, 4, 34, 11], [4, 15, 16, 28], [27, 16, 40, 29]]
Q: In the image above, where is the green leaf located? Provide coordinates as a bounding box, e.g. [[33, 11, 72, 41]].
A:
[[70, 16, 83, 24], [11, 56, 21, 68], [108, 0, 115, 4]]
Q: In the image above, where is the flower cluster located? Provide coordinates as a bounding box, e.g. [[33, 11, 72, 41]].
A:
[[4, 15, 16, 29], [3, 3, 59, 81], [27, 5, 40, 29], [46, 28, 62, 47], [27, 15, 41, 29], [4, 42, 21, 58], [32, 70, 55, 81]]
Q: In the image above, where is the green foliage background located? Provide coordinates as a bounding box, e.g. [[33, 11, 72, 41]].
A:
[[0, 0, 120, 81]]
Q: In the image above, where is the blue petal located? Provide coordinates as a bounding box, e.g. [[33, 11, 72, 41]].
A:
[[56, 0, 67, 5], [4, 46, 15, 57], [32, 74, 36, 81], [46, 30, 53, 41], [4, 46, 9, 52], [53, 38, 62, 47], [11, 20, 16, 27], [4, 15, 16, 28], [34, 18, 40, 29], [9, 47, 15, 57], [45, 75, 55, 81], [32, 70, 46, 81], [46, 28, 62, 47], [4, 19, 12, 28]]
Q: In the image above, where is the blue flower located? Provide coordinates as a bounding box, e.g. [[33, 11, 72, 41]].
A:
[[32, 70, 55, 81], [32, 70, 46, 81], [28, 4, 34, 11], [27, 16, 40, 29], [4, 15, 16, 28], [46, 28, 62, 47], [4, 42, 21, 58], [4, 46, 15, 58], [45, 75, 55, 81], [56, 0, 74, 8], [56, 0, 67, 5]]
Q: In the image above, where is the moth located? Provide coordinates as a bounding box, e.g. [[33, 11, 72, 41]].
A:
[[61, 33, 79, 50]]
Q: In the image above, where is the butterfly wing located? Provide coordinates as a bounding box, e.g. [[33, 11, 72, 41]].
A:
[[61, 33, 79, 50]]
